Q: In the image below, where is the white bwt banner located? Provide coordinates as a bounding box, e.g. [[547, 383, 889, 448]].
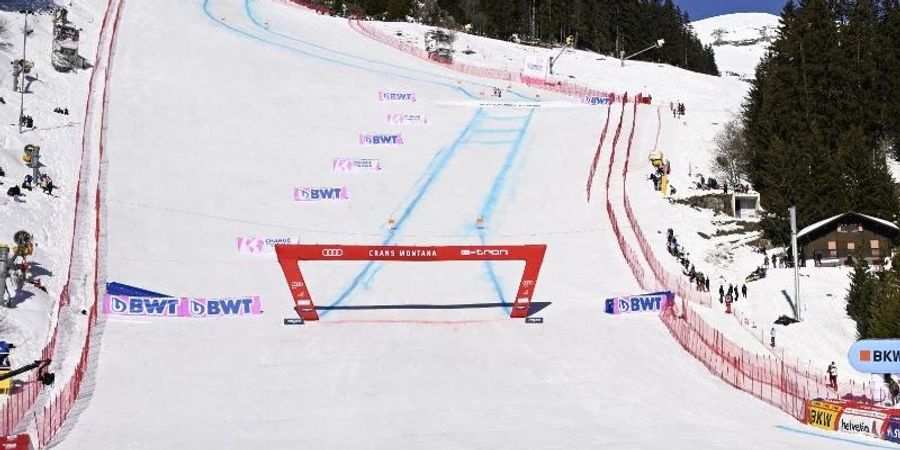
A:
[[522, 53, 550, 82]]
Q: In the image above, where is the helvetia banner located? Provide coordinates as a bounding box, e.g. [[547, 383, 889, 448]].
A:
[[103, 295, 263, 318], [837, 407, 888, 439], [332, 158, 383, 174], [605, 291, 673, 314]]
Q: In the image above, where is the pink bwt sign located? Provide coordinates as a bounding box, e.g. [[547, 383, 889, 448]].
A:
[[378, 91, 416, 102], [102, 295, 263, 318], [359, 133, 404, 146], [293, 186, 350, 201]]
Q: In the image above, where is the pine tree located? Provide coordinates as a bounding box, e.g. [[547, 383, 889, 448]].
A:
[[867, 282, 900, 338], [846, 257, 876, 337]]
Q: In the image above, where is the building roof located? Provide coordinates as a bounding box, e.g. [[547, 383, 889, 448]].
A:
[[797, 212, 899, 240]]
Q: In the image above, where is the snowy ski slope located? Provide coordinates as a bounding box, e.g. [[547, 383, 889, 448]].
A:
[[42, 0, 896, 448]]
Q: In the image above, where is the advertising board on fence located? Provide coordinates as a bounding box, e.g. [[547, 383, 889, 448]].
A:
[[838, 407, 888, 439], [293, 186, 349, 202], [237, 236, 296, 255], [521, 53, 549, 83], [102, 295, 262, 318], [583, 95, 612, 105], [332, 158, 383, 173], [887, 416, 900, 443], [605, 291, 673, 314], [806, 400, 844, 431]]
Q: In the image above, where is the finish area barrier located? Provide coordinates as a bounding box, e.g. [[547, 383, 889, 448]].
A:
[[275, 244, 547, 320]]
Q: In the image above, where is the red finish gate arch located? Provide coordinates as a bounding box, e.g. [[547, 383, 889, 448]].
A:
[[275, 244, 547, 320]]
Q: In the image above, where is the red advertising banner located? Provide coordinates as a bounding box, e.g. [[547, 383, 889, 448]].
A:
[[275, 244, 547, 320]]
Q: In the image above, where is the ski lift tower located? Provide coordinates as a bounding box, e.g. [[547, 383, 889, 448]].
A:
[[52, 19, 85, 72]]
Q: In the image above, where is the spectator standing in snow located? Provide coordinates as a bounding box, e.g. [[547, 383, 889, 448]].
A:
[[704, 277, 710, 293], [827, 362, 838, 390], [886, 374, 900, 406], [741, 284, 747, 299], [718, 285, 724, 303], [770, 327, 776, 348]]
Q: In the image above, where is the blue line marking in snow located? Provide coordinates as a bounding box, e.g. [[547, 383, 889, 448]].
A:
[[470, 128, 521, 134], [203, 0, 474, 98], [467, 139, 517, 145], [472, 109, 536, 311], [774, 425, 900, 448], [243, 0, 537, 101], [204, 0, 542, 314], [323, 109, 486, 314], [478, 109, 536, 225]]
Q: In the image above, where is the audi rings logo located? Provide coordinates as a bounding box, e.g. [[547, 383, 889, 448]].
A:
[[322, 248, 344, 257]]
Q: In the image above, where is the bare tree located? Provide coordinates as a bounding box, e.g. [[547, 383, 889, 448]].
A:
[[712, 118, 750, 187]]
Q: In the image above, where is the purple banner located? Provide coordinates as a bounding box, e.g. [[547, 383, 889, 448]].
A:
[[605, 291, 674, 314], [103, 295, 263, 318]]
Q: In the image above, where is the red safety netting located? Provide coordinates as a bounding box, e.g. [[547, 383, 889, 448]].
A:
[[342, 15, 620, 102], [0, 0, 120, 441], [30, 0, 125, 445], [0, 0, 122, 446], [595, 101, 887, 420]]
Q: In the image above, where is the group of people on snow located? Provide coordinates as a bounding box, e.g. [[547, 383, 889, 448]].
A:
[[6, 172, 55, 201], [670, 101, 686, 118], [667, 229, 709, 293]]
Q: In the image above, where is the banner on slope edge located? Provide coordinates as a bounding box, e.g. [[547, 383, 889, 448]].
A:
[[806, 400, 845, 431], [103, 295, 263, 318], [886, 416, 900, 443], [378, 91, 417, 102], [837, 407, 888, 439], [604, 291, 673, 314], [359, 133, 404, 146]]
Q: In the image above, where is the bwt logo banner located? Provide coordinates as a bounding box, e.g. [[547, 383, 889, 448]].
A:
[[359, 133, 404, 146], [332, 158, 383, 174], [378, 91, 417, 102], [582, 95, 612, 105], [293, 186, 350, 202], [188, 297, 262, 318], [104, 295, 180, 316], [605, 291, 674, 314], [386, 114, 429, 126], [236, 236, 296, 255], [848, 339, 900, 373], [102, 295, 263, 318]]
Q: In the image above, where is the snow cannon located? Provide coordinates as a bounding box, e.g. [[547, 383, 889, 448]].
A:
[[22, 145, 39, 164], [649, 150, 663, 168], [12, 231, 33, 259], [476, 215, 485, 230], [388, 216, 397, 230]]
